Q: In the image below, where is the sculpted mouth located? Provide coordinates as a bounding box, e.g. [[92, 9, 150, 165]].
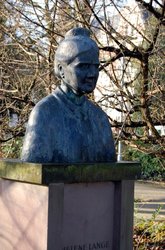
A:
[[85, 78, 95, 84]]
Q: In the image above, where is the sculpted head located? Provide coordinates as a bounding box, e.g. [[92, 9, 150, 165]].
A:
[[54, 28, 99, 96]]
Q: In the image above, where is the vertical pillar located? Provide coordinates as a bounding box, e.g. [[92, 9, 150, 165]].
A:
[[47, 183, 64, 250], [113, 180, 134, 250]]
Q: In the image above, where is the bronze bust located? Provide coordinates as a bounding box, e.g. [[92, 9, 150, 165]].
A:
[[21, 28, 116, 163]]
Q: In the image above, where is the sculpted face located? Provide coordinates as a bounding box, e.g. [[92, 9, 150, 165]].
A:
[[59, 50, 99, 95]]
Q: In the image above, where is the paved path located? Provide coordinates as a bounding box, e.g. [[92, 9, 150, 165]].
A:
[[134, 181, 165, 221]]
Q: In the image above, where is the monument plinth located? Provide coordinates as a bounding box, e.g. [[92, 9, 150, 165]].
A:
[[0, 159, 141, 250]]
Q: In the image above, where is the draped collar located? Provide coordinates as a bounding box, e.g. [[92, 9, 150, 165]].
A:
[[52, 85, 89, 120]]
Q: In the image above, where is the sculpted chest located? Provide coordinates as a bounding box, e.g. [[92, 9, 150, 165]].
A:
[[21, 91, 115, 163], [47, 104, 104, 163]]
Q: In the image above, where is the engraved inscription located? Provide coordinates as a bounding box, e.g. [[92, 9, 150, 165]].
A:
[[63, 240, 110, 250]]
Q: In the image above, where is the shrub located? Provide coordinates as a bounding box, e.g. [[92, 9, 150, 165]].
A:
[[124, 148, 165, 181]]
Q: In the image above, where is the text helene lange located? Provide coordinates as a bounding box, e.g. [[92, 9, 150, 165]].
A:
[[63, 240, 110, 250]]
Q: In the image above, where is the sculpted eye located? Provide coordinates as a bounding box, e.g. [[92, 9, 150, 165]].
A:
[[77, 64, 89, 69], [76, 63, 99, 70]]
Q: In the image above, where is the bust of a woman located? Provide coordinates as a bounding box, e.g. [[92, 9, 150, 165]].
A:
[[21, 28, 116, 163]]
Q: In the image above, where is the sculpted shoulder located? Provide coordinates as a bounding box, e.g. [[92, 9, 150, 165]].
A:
[[29, 93, 60, 122], [25, 94, 56, 130], [34, 94, 58, 112]]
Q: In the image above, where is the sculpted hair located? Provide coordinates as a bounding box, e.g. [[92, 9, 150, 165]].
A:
[[54, 27, 99, 78]]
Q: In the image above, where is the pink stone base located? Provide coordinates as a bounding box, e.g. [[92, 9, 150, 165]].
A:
[[0, 179, 48, 250]]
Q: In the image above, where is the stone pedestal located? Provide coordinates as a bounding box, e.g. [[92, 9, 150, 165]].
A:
[[0, 160, 141, 250]]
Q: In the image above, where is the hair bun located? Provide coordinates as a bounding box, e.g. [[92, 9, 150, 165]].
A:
[[65, 27, 90, 38]]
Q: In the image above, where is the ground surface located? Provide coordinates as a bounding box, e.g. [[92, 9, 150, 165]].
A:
[[134, 181, 165, 221]]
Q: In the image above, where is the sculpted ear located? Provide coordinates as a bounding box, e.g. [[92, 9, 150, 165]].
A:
[[58, 64, 65, 79]]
